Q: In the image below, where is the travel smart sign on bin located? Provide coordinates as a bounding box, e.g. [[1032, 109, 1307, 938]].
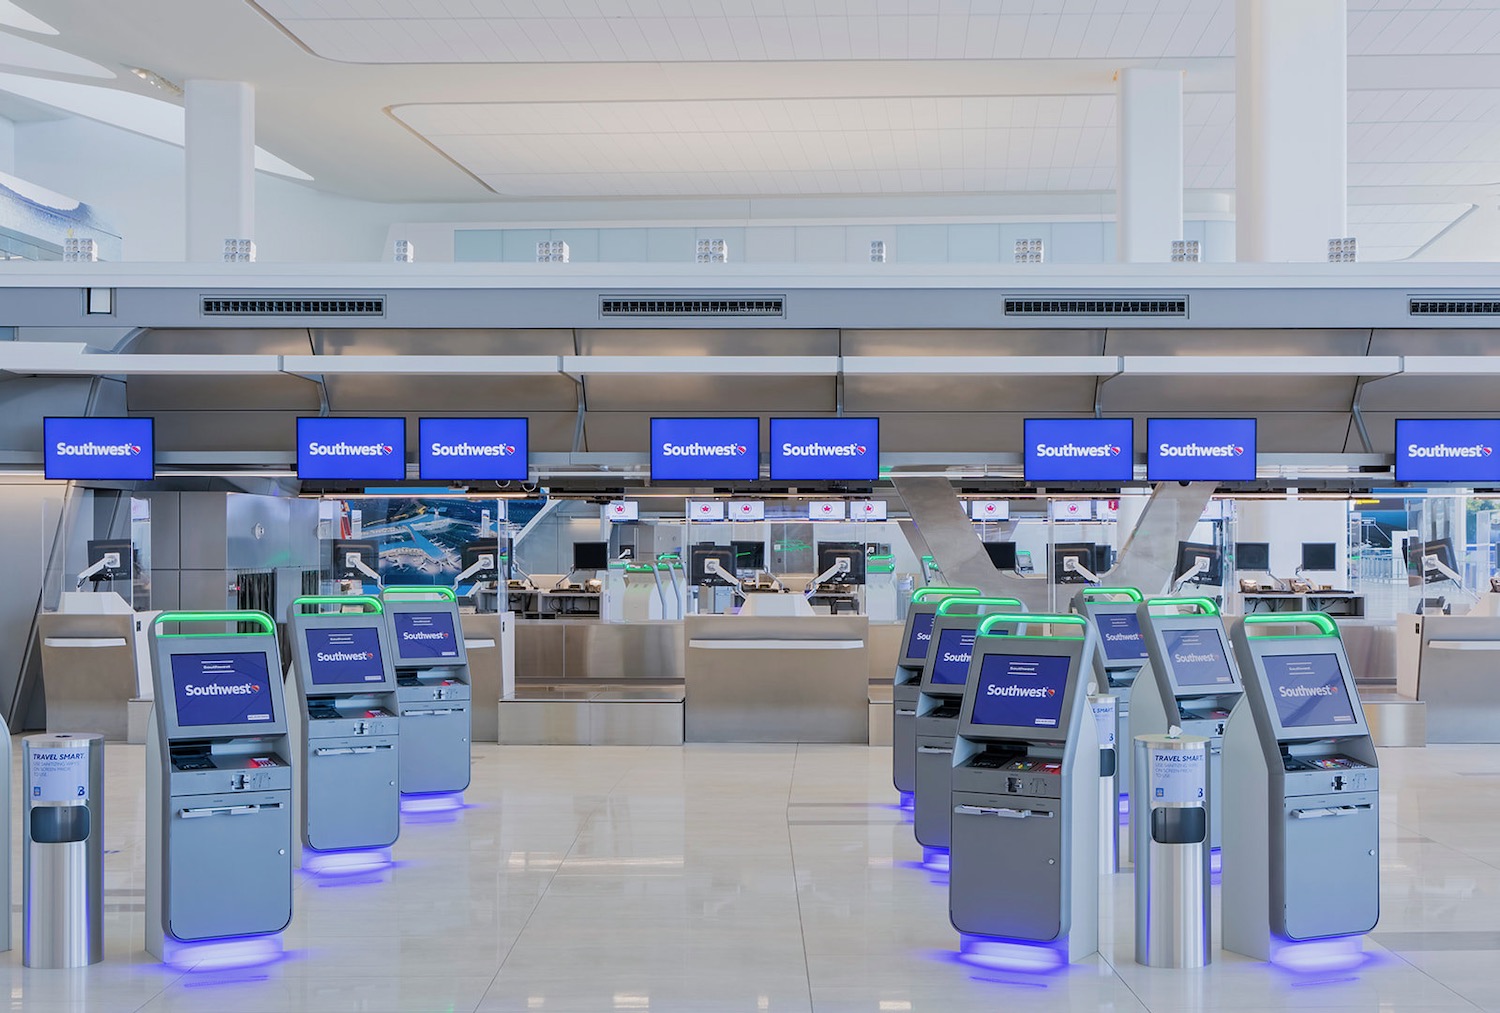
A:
[[418, 418, 527, 481], [1023, 418, 1133, 483], [650, 418, 759, 482], [43, 416, 155, 481], [297, 417, 406, 482], [1151, 748, 1204, 803], [1395, 419, 1500, 483], [30, 747, 89, 802], [1146, 418, 1257, 482], [770, 418, 879, 481]]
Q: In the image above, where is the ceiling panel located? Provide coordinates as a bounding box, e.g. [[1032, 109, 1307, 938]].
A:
[[843, 376, 1098, 415], [581, 375, 835, 414], [841, 329, 1106, 356]]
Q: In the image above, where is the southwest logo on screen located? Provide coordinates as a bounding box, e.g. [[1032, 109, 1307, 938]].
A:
[[307, 441, 395, 457], [661, 442, 748, 457], [184, 682, 259, 696], [1034, 442, 1121, 458], [316, 650, 376, 663], [54, 441, 143, 457], [429, 441, 517, 457], [1278, 685, 1337, 698], [940, 651, 972, 664], [1158, 442, 1245, 458], [1407, 442, 1492, 458], [986, 684, 1057, 698], [1104, 632, 1142, 643], [781, 442, 866, 457], [401, 630, 450, 641]]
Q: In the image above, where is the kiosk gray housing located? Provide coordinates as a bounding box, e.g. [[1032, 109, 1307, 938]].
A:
[[383, 591, 472, 795], [892, 598, 945, 798], [1072, 591, 1149, 800]]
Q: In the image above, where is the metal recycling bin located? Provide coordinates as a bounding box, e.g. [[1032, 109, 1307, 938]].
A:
[[1091, 693, 1119, 874], [23, 733, 104, 968], [1133, 733, 1211, 968]]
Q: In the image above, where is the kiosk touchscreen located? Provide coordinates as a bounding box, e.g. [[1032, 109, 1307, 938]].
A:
[[950, 613, 1099, 965], [382, 587, 472, 800], [1223, 613, 1379, 963], [287, 596, 401, 863], [145, 611, 293, 962], [912, 597, 1025, 861], [1132, 597, 1244, 851], [1072, 587, 1147, 806], [893, 588, 978, 805]]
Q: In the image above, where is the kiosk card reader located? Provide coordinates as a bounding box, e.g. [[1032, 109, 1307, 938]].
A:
[[1224, 613, 1379, 963], [1131, 597, 1244, 851], [286, 596, 400, 862], [950, 613, 1099, 965], [893, 587, 978, 807], [145, 611, 293, 962], [382, 587, 471, 799], [1073, 587, 1147, 806], [913, 596, 1024, 862]]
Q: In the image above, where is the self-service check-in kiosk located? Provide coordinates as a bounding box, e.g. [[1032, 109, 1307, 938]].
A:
[[1073, 587, 1148, 806], [1132, 597, 1244, 852], [287, 596, 400, 868], [1224, 613, 1379, 965], [145, 611, 293, 963], [950, 613, 1099, 966], [913, 597, 1024, 866], [893, 587, 979, 808], [382, 587, 471, 804]]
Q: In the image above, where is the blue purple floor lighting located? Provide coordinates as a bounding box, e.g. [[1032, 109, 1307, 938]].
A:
[[303, 846, 393, 877], [920, 846, 950, 872], [400, 790, 465, 815], [161, 934, 285, 973], [958, 934, 1068, 973]]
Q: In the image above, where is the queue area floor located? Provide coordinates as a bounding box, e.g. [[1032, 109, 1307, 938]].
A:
[[0, 740, 1497, 1012]]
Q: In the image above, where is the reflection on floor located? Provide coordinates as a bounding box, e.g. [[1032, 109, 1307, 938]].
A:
[[3, 740, 1499, 1011]]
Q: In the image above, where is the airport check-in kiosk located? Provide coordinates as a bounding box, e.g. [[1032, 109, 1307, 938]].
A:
[[893, 587, 979, 806], [1072, 587, 1148, 804], [913, 596, 1024, 859], [1224, 613, 1379, 962], [950, 613, 1099, 964], [1132, 597, 1244, 851], [145, 611, 293, 961], [382, 587, 472, 797], [286, 596, 400, 857]]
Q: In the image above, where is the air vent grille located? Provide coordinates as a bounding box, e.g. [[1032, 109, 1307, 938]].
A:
[[201, 296, 385, 317], [1004, 296, 1188, 317], [1409, 298, 1500, 316], [599, 296, 784, 317]]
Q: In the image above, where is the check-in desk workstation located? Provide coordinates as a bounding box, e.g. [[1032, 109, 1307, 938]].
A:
[[382, 587, 472, 802], [1398, 609, 1500, 742], [1225, 613, 1380, 964], [1072, 587, 1148, 806], [891, 587, 978, 809]]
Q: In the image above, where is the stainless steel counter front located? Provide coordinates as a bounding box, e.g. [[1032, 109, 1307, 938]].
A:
[[38, 611, 139, 740], [514, 620, 685, 688]]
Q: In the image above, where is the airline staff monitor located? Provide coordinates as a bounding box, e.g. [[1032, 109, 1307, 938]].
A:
[[769, 418, 879, 481]]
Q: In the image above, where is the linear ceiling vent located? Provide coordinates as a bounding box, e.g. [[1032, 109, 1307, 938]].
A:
[[201, 296, 386, 317], [1004, 296, 1188, 317], [1409, 297, 1500, 316], [599, 296, 784, 318]]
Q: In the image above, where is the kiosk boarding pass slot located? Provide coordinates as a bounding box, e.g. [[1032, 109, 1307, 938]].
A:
[[382, 586, 472, 799], [145, 610, 293, 961], [1223, 612, 1379, 963], [891, 588, 980, 803]]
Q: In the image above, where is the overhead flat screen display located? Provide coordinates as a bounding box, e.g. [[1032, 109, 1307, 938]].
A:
[[43, 417, 154, 480], [1023, 419, 1133, 483], [170, 652, 275, 726], [1162, 627, 1235, 689], [418, 418, 528, 481], [1097, 612, 1149, 662], [769, 418, 879, 481], [391, 610, 459, 661], [304, 627, 387, 687], [930, 628, 977, 685], [971, 654, 1071, 728], [1262, 653, 1357, 729], [1147, 418, 1257, 482], [903, 613, 936, 663], [650, 418, 759, 482], [297, 417, 406, 482], [1395, 419, 1500, 483]]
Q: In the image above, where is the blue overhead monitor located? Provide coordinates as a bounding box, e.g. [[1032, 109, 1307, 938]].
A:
[[1395, 419, 1500, 483], [418, 418, 528, 481], [1023, 418, 1133, 483], [769, 418, 879, 481], [43, 417, 154, 480], [650, 417, 759, 482], [1147, 418, 1257, 482], [169, 652, 276, 727], [297, 417, 406, 482]]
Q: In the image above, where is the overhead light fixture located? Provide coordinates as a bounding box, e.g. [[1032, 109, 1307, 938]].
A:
[[1014, 238, 1044, 264], [1170, 239, 1200, 263], [1328, 237, 1357, 263], [128, 67, 182, 97], [695, 238, 729, 264], [536, 240, 569, 263], [869, 240, 887, 263], [393, 239, 415, 263]]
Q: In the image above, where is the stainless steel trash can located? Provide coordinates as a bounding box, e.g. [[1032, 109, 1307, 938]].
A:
[[1090, 692, 1119, 874], [23, 733, 104, 968], [1133, 733, 1210, 968]]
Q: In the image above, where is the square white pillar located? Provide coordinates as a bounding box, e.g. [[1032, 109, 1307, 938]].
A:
[[185, 80, 254, 263]]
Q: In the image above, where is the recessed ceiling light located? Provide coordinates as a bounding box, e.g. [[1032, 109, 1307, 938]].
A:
[[128, 67, 181, 96]]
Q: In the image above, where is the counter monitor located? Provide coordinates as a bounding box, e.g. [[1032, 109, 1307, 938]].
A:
[[971, 654, 1071, 729], [305, 626, 387, 687], [170, 652, 276, 727], [391, 610, 460, 662]]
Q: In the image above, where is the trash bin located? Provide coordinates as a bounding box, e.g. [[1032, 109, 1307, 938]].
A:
[[1133, 732, 1211, 968], [23, 733, 104, 968], [1090, 692, 1119, 874]]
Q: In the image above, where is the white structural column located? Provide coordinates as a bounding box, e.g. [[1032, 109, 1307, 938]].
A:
[[184, 80, 254, 263], [1116, 69, 1183, 263], [1235, 0, 1347, 262]]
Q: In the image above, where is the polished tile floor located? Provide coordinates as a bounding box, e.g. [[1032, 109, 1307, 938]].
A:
[[1, 740, 1498, 1011]]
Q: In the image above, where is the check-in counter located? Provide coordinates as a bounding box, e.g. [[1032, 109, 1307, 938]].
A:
[[684, 614, 869, 742], [459, 611, 511, 743], [38, 592, 153, 740], [1397, 613, 1500, 741]]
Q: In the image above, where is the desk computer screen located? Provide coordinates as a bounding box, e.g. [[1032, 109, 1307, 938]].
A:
[[1162, 627, 1235, 688], [930, 628, 977, 685], [392, 611, 460, 661], [971, 654, 1071, 729], [1097, 612, 1149, 662], [1263, 653, 1357, 728], [171, 652, 275, 726], [305, 626, 387, 687], [903, 612, 936, 663]]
